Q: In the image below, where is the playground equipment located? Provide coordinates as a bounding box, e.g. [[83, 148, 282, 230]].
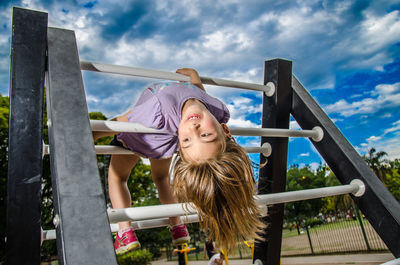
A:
[[174, 243, 197, 265], [6, 7, 400, 265]]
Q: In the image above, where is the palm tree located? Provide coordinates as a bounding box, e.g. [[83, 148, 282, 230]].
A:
[[363, 148, 389, 183]]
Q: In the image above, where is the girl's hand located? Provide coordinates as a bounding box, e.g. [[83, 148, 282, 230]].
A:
[[176, 68, 205, 91]]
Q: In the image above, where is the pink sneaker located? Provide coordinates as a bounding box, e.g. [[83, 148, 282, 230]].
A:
[[114, 228, 141, 255], [170, 224, 191, 245]]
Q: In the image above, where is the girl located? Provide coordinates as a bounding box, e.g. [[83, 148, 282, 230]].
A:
[[93, 68, 264, 254], [204, 239, 224, 265]]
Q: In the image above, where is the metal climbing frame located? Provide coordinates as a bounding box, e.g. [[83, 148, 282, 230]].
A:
[[253, 59, 400, 265], [6, 7, 400, 265], [6, 7, 47, 265]]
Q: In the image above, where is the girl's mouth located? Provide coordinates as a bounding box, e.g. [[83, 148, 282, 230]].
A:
[[187, 114, 201, 120]]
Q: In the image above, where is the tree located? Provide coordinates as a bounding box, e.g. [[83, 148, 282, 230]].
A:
[[385, 169, 400, 202], [284, 165, 325, 231], [362, 148, 400, 202], [321, 171, 352, 213], [389, 159, 400, 170], [0, 94, 9, 261], [363, 148, 389, 183]]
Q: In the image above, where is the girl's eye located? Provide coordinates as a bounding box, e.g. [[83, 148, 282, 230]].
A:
[[201, 133, 210, 137], [183, 138, 190, 142]]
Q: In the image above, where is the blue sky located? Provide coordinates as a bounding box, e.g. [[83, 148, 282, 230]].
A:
[[1, 0, 399, 171]]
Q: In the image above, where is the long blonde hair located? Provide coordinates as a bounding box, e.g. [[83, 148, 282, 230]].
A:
[[173, 137, 265, 251]]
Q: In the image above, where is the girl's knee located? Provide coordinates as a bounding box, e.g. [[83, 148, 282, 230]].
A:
[[152, 173, 168, 184]]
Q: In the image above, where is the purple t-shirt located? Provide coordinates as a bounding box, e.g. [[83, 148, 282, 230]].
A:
[[116, 82, 230, 159]]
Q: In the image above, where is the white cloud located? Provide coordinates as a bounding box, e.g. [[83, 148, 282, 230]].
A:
[[358, 137, 400, 160], [226, 97, 261, 115], [227, 118, 258, 128], [225, 96, 262, 128], [325, 82, 400, 117], [290, 120, 300, 130], [203, 29, 254, 52], [366, 136, 382, 142], [309, 162, 321, 172], [359, 10, 400, 55], [357, 120, 400, 160], [297, 162, 321, 172], [299, 152, 310, 157], [86, 95, 99, 104], [384, 120, 400, 135], [331, 118, 344, 124], [107, 36, 172, 67]]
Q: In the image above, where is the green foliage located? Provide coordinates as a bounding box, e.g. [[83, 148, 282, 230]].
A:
[[0, 94, 8, 261], [116, 249, 152, 265], [0, 94, 9, 128], [136, 226, 170, 259], [321, 172, 352, 213], [305, 218, 324, 227], [89, 111, 107, 121], [128, 160, 157, 206], [285, 165, 325, 222], [363, 147, 390, 183], [90, 112, 112, 145], [390, 159, 400, 170], [385, 169, 400, 202], [40, 240, 58, 262]]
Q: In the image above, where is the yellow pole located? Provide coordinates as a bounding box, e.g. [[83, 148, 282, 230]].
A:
[[219, 249, 229, 265], [244, 241, 255, 259], [184, 250, 188, 265], [175, 243, 196, 265]]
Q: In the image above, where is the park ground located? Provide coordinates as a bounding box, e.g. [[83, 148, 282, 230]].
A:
[[151, 252, 396, 265]]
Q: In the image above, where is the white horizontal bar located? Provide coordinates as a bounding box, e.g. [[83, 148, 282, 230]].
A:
[[94, 145, 136, 155], [230, 126, 323, 141], [90, 120, 165, 134], [42, 181, 363, 242], [90, 120, 323, 141], [244, 143, 272, 157], [108, 203, 198, 223], [41, 215, 200, 242], [42, 142, 272, 157], [93, 144, 272, 156], [108, 179, 364, 223], [41, 229, 57, 243], [110, 214, 200, 232], [255, 179, 365, 205], [80, 61, 275, 96]]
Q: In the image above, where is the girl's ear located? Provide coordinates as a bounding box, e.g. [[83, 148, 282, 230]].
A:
[[221, 123, 232, 139]]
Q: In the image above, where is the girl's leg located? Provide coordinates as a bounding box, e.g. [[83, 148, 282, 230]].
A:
[[92, 111, 132, 141], [93, 131, 117, 142], [149, 158, 181, 226], [108, 154, 140, 230]]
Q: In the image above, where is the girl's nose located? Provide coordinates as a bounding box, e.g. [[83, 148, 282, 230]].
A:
[[191, 123, 200, 129]]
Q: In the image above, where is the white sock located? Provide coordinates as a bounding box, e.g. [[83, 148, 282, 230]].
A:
[[118, 227, 132, 237]]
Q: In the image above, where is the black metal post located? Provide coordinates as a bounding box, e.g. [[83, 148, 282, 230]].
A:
[[355, 205, 371, 251], [46, 27, 117, 264], [178, 244, 186, 265], [291, 76, 400, 257], [6, 7, 47, 265], [254, 59, 292, 265], [305, 225, 314, 254]]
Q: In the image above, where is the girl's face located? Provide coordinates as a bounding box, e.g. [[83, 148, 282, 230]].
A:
[[178, 100, 230, 163]]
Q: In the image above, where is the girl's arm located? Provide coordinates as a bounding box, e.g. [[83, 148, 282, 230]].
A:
[[176, 68, 205, 91]]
